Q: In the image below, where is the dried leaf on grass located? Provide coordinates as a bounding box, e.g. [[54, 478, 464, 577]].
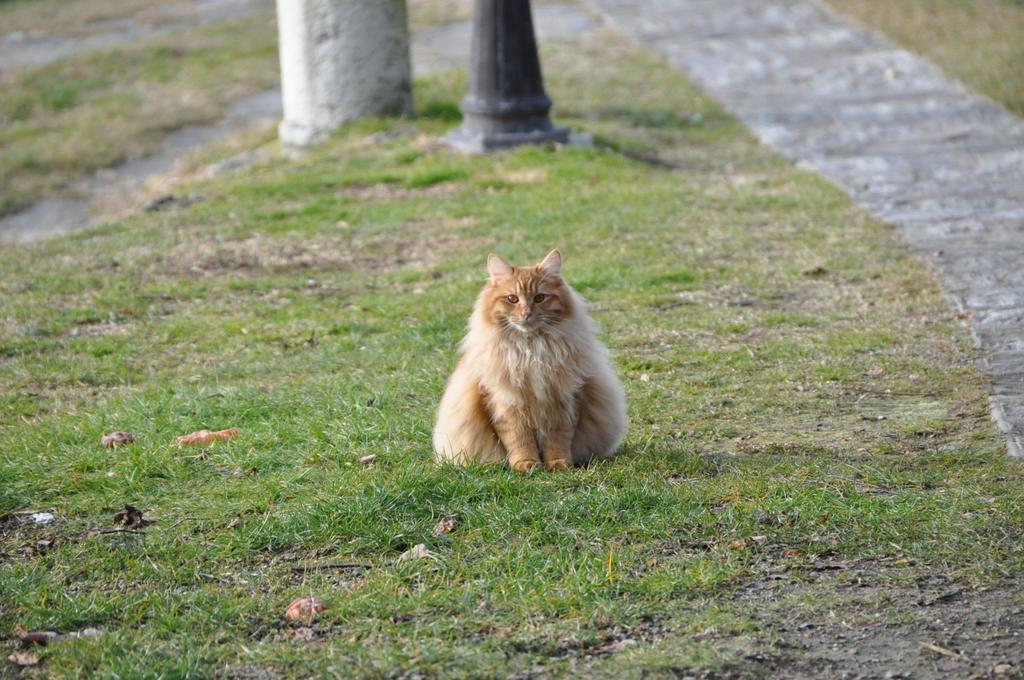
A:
[[398, 543, 440, 562], [176, 427, 240, 446], [113, 504, 148, 529], [101, 432, 135, 448], [284, 597, 328, 623], [433, 515, 458, 536], [7, 650, 39, 666], [19, 631, 58, 646]]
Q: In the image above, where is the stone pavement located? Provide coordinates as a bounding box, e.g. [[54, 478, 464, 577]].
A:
[[584, 0, 1024, 457]]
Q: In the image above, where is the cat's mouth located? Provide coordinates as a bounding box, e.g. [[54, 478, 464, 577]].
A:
[[508, 319, 538, 333]]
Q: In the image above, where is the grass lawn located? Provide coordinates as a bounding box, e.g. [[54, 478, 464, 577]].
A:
[[0, 11, 280, 219], [0, 0, 567, 220], [1, 24, 1023, 680], [0, 0, 214, 38], [826, 0, 1024, 117]]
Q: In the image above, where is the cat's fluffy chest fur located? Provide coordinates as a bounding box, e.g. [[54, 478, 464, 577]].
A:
[[463, 296, 594, 433]]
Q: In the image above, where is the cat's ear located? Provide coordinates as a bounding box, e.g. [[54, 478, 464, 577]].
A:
[[538, 249, 562, 278], [487, 253, 514, 282]]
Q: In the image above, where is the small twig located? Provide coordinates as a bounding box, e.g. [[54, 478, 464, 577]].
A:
[[98, 528, 145, 535], [165, 517, 196, 531], [920, 641, 968, 661], [290, 563, 372, 574], [854, 388, 944, 398], [653, 300, 688, 312], [614, 147, 681, 169]]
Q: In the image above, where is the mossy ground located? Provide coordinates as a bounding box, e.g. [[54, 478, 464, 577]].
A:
[[1, 15, 1022, 680]]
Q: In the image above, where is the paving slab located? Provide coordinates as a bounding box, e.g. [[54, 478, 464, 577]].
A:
[[585, 0, 1024, 457]]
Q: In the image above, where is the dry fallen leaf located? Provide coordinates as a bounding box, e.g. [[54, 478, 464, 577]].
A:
[[729, 539, 747, 550], [113, 504, 147, 529], [398, 543, 439, 562], [284, 596, 327, 623], [19, 631, 58, 646], [176, 427, 240, 446], [7, 650, 39, 666], [751, 535, 768, 545], [863, 367, 885, 378], [433, 515, 458, 536], [358, 455, 377, 465], [101, 432, 135, 448]]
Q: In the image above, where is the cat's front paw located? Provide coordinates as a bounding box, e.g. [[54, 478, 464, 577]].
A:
[[510, 459, 540, 473], [545, 459, 572, 472]]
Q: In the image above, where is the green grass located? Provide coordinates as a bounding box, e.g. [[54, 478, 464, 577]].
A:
[[0, 0, 568, 220], [0, 0, 198, 38], [0, 12, 281, 218], [827, 0, 1024, 116], [1, 29, 1021, 678]]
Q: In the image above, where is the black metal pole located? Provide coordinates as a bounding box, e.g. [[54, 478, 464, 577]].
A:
[[447, 0, 569, 153]]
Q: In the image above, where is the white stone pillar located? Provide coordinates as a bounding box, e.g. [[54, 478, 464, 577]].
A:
[[276, 0, 413, 147]]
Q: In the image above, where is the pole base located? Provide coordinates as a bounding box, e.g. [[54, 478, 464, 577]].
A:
[[446, 124, 570, 154], [278, 120, 329, 149]]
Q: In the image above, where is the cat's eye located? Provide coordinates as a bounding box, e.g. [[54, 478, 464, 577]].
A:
[[505, 294, 519, 304], [533, 294, 546, 303]]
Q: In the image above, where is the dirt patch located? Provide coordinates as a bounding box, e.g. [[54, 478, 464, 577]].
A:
[[731, 562, 1024, 679], [0, 512, 61, 563], [403, 215, 481, 230], [161, 230, 484, 279], [496, 168, 549, 184], [221, 664, 281, 679], [336, 182, 464, 202], [557, 618, 667, 660], [69, 319, 133, 338]]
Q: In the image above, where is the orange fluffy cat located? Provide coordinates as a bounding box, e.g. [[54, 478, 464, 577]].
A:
[[433, 249, 627, 471]]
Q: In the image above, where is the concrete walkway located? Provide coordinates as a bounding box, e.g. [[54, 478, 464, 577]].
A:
[[585, 0, 1024, 457]]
